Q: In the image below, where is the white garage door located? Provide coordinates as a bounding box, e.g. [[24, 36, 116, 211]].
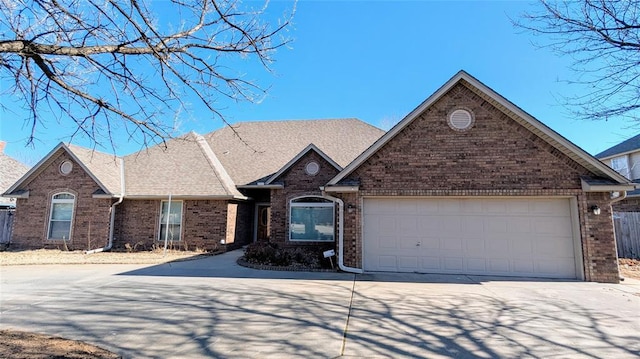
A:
[[363, 198, 579, 279]]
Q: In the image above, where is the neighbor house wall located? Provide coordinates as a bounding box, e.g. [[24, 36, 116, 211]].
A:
[[11, 151, 112, 250], [335, 82, 619, 282]]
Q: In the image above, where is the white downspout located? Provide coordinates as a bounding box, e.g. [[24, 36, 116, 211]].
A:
[[610, 190, 627, 204], [322, 193, 363, 274], [86, 158, 125, 254], [610, 190, 627, 281]]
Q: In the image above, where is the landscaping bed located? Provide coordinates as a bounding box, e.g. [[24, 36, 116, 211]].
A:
[[0, 330, 120, 359]]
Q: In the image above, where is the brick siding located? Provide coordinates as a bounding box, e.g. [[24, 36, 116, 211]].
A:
[[269, 150, 339, 253], [11, 151, 112, 250], [335, 82, 620, 282], [612, 197, 640, 212], [113, 199, 251, 252]]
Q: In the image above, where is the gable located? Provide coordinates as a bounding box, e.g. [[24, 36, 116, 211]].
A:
[[341, 82, 594, 191], [4, 144, 120, 197], [329, 71, 630, 188], [270, 147, 341, 190], [265, 144, 341, 185]]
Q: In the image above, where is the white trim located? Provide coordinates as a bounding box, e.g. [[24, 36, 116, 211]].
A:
[[580, 178, 636, 192], [158, 200, 183, 242], [3, 190, 29, 199], [320, 185, 359, 193], [328, 70, 630, 186], [237, 184, 284, 189], [124, 194, 247, 200], [47, 192, 76, 241], [265, 144, 342, 185], [570, 197, 585, 281]]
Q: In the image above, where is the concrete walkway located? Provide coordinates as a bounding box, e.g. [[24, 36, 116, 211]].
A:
[[1, 250, 639, 358]]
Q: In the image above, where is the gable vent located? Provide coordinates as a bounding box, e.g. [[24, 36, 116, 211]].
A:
[[448, 109, 474, 131]]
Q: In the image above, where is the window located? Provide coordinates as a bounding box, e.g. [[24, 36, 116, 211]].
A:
[[48, 193, 75, 240], [290, 197, 335, 242], [159, 201, 182, 241], [611, 155, 630, 178]]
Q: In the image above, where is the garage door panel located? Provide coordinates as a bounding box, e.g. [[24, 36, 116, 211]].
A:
[[443, 257, 463, 271], [398, 256, 419, 271], [363, 198, 578, 279], [466, 258, 487, 272]]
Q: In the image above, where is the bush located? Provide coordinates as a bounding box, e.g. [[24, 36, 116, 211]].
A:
[[243, 242, 327, 269]]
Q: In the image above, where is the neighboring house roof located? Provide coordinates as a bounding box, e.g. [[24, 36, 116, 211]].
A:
[[123, 132, 244, 198], [0, 147, 29, 207], [206, 119, 385, 185], [595, 133, 640, 159], [328, 70, 631, 187], [4, 143, 123, 198]]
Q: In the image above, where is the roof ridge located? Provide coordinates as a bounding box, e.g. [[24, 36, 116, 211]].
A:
[[193, 133, 242, 197]]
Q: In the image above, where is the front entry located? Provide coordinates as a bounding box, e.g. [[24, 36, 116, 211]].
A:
[[255, 204, 271, 242]]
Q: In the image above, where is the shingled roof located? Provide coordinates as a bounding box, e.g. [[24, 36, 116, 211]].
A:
[[595, 133, 640, 159], [205, 119, 384, 185], [4, 119, 384, 199], [0, 143, 29, 207], [123, 132, 243, 198]]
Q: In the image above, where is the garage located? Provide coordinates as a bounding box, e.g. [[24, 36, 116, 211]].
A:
[[363, 197, 581, 279]]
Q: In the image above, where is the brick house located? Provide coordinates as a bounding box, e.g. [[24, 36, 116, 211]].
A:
[[596, 135, 640, 211], [4, 71, 633, 283]]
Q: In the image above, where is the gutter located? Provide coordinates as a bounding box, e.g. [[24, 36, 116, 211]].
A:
[[322, 192, 363, 274], [86, 158, 125, 254], [610, 190, 628, 204]]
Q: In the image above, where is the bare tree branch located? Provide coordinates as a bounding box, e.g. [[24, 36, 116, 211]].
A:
[[514, 1, 640, 123], [0, 0, 295, 151]]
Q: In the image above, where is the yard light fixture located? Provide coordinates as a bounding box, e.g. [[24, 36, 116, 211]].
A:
[[591, 205, 601, 215]]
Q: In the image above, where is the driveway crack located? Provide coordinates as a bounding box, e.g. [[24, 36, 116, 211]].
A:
[[339, 274, 357, 357]]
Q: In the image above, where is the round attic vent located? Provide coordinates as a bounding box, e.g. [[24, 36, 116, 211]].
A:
[[305, 161, 320, 176], [60, 160, 73, 175], [448, 109, 474, 131]]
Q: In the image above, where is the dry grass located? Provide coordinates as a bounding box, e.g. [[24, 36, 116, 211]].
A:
[[0, 330, 120, 359], [619, 258, 640, 280], [0, 248, 208, 266]]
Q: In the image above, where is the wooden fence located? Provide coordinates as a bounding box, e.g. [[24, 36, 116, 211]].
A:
[[613, 212, 640, 259], [0, 209, 15, 244]]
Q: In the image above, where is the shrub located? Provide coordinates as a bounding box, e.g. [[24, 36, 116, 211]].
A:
[[243, 242, 328, 269]]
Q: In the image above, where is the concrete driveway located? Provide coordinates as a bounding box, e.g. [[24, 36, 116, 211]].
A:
[[1, 250, 639, 358]]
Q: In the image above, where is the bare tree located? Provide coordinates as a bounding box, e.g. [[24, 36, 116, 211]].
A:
[[0, 0, 293, 150], [517, 1, 640, 122]]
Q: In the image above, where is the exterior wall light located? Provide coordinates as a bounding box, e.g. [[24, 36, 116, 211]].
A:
[[591, 205, 601, 215]]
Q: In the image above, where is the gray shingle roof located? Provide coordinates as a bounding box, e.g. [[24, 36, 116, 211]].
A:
[[0, 153, 29, 206], [123, 132, 242, 197], [595, 133, 640, 159], [66, 144, 122, 195], [205, 119, 384, 185]]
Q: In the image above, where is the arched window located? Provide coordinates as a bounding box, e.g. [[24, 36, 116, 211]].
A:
[[289, 197, 335, 242], [47, 192, 75, 240]]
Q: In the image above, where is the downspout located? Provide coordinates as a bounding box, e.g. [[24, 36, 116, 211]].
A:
[[322, 192, 364, 274], [610, 190, 627, 281], [86, 158, 125, 254], [610, 190, 627, 204]]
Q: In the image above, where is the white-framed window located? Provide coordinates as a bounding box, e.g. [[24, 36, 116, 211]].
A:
[[47, 192, 75, 240], [289, 197, 335, 242], [159, 200, 183, 242], [611, 155, 630, 178]]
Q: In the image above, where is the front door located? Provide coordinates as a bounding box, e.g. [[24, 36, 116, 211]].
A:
[[256, 204, 271, 242]]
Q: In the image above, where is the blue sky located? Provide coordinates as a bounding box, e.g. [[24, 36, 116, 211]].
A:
[[1, 0, 638, 165]]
